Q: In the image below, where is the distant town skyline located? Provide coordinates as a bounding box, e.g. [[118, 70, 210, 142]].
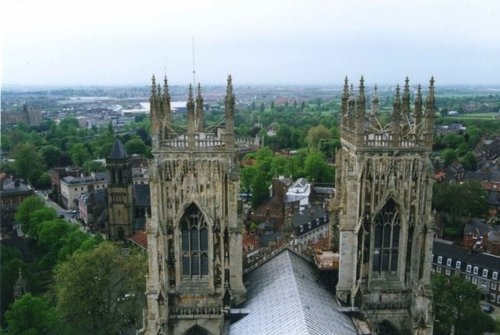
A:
[[2, 0, 500, 86]]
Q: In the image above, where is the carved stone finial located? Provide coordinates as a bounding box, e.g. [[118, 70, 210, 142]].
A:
[[151, 75, 157, 95], [195, 83, 204, 132]]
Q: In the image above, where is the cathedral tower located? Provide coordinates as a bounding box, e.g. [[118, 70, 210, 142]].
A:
[[145, 76, 245, 334], [107, 138, 134, 240], [334, 77, 435, 334]]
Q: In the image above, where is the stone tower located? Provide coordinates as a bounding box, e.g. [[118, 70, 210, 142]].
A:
[[107, 138, 134, 240], [333, 77, 435, 334], [145, 76, 246, 335]]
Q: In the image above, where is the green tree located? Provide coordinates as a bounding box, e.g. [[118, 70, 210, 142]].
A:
[[440, 148, 458, 167], [241, 166, 257, 197], [433, 273, 495, 335], [27, 207, 58, 238], [39, 144, 63, 168], [433, 181, 489, 219], [441, 133, 465, 149], [15, 196, 46, 236], [5, 293, 60, 335], [82, 160, 106, 175], [306, 125, 331, 150], [251, 172, 269, 208], [125, 137, 149, 156], [275, 124, 294, 149], [37, 219, 75, 267], [12, 143, 44, 184], [54, 242, 147, 335], [0, 246, 27, 327], [35, 172, 52, 190], [69, 143, 90, 167], [460, 152, 477, 171], [270, 155, 290, 177], [303, 151, 334, 183]]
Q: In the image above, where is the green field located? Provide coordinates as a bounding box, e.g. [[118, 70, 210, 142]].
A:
[[448, 113, 499, 120]]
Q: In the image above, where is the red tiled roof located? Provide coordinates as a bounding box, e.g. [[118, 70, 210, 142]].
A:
[[129, 231, 147, 250]]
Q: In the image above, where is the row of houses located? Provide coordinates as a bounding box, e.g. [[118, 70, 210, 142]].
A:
[[432, 239, 500, 305]]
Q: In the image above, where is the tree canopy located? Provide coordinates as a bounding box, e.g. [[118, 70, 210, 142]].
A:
[[54, 242, 147, 335], [15, 196, 46, 236], [433, 180, 489, 219], [433, 273, 495, 335], [5, 293, 60, 335]]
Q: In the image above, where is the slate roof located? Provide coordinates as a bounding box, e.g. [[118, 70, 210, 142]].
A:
[[292, 206, 327, 228], [432, 239, 500, 272], [108, 139, 128, 160], [133, 184, 150, 207], [0, 177, 33, 198], [229, 250, 357, 335]]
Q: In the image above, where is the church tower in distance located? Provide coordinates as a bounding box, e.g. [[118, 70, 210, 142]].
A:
[[107, 138, 134, 240], [145, 76, 246, 335], [333, 77, 435, 334]]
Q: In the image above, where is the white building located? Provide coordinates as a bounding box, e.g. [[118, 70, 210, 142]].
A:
[[285, 178, 310, 211], [60, 172, 108, 209]]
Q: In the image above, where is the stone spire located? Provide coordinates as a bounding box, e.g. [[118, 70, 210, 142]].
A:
[[356, 76, 366, 141], [425, 77, 435, 119], [162, 76, 172, 139], [424, 77, 435, 145], [402, 76, 411, 121], [151, 75, 157, 97], [371, 85, 379, 116], [414, 84, 423, 132], [14, 268, 28, 300], [357, 76, 366, 118], [150, 75, 160, 141], [347, 83, 356, 131], [195, 83, 204, 132], [392, 85, 402, 143], [225, 75, 235, 147], [341, 77, 349, 131], [187, 84, 195, 147], [369, 84, 380, 129]]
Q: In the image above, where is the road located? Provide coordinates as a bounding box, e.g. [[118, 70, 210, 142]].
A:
[[35, 191, 87, 232]]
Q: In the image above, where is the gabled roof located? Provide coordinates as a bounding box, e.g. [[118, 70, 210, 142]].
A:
[[108, 139, 128, 160], [432, 239, 500, 271], [230, 250, 357, 335]]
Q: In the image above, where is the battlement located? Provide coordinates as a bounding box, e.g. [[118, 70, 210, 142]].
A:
[[340, 77, 435, 151], [150, 75, 236, 152]]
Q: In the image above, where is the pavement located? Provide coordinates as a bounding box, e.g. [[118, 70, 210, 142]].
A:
[[481, 300, 500, 321], [35, 191, 86, 232]]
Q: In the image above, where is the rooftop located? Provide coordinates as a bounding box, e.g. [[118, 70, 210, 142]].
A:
[[230, 249, 357, 335]]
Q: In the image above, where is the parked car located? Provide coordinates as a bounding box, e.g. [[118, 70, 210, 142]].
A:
[[483, 303, 494, 313]]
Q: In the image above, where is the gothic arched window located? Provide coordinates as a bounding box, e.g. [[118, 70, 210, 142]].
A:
[[181, 204, 209, 278], [372, 199, 400, 274]]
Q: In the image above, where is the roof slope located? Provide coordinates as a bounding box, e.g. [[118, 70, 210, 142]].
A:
[[108, 139, 128, 160], [230, 250, 357, 335], [433, 240, 500, 271]]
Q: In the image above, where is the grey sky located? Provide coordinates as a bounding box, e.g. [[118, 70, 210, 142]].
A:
[[2, 0, 500, 86]]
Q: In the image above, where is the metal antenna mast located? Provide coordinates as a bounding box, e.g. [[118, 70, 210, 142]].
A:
[[192, 36, 196, 87]]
